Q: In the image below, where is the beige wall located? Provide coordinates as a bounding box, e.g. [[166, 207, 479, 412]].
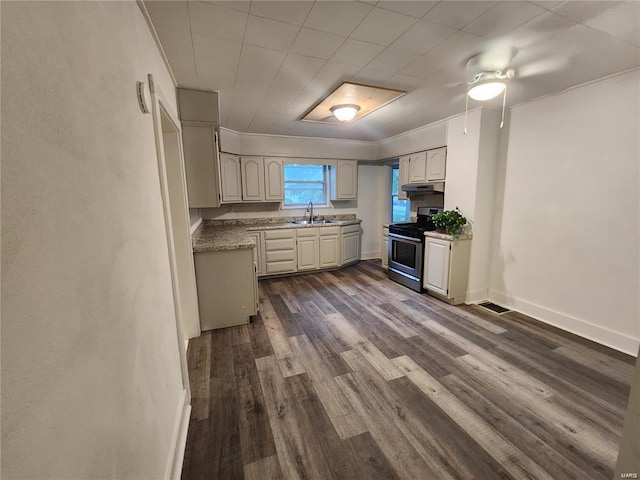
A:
[[1, 2, 186, 478], [489, 70, 640, 355]]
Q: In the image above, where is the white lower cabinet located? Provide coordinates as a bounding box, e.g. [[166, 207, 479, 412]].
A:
[[319, 226, 340, 268], [264, 229, 297, 274], [341, 224, 361, 265], [247, 231, 264, 275], [194, 248, 257, 330], [297, 228, 319, 271], [423, 235, 470, 305], [382, 226, 389, 269]]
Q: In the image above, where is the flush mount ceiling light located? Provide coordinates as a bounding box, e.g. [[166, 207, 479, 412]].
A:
[[301, 82, 405, 125], [467, 71, 513, 101], [330, 104, 360, 122]]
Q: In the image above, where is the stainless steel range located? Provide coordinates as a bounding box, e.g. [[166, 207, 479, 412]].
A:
[[387, 207, 442, 292]]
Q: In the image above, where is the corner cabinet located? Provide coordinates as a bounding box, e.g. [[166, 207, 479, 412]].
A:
[[423, 235, 470, 305], [182, 125, 222, 208], [330, 160, 358, 200]]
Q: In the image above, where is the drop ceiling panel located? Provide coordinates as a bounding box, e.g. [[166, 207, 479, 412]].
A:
[[463, 1, 546, 38], [235, 45, 286, 85], [188, 2, 247, 41], [366, 48, 421, 73], [244, 15, 300, 51], [330, 39, 384, 67], [582, 1, 640, 46], [423, 1, 497, 30], [271, 54, 326, 90], [303, 1, 373, 36], [145, 1, 191, 30], [390, 20, 457, 55], [249, 0, 314, 25], [349, 7, 417, 45], [289, 28, 345, 59], [376, 1, 438, 19], [203, 1, 251, 13]]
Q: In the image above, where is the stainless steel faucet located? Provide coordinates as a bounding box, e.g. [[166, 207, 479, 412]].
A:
[[306, 201, 314, 223]]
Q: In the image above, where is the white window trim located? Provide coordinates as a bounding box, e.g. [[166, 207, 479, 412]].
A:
[[282, 159, 335, 209]]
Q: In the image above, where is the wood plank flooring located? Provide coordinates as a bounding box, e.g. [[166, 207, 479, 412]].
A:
[[181, 260, 635, 480]]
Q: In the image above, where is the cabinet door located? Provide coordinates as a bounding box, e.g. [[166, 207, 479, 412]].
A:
[[297, 236, 318, 271], [424, 237, 450, 295], [241, 157, 265, 201], [247, 231, 264, 275], [182, 125, 221, 208], [331, 160, 358, 200], [426, 147, 446, 181], [408, 151, 427, 183], [398, 156, 409, 200], [342, 233, 360, 265], [264, 158, 284, 201], [219, 153, 242, 203], [319, 235, 339, 268]]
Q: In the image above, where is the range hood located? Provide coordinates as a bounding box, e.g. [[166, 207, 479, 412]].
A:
[[401, 182, 445, 194]]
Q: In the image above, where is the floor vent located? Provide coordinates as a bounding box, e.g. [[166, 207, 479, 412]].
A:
[[478, 302, 511, 314]]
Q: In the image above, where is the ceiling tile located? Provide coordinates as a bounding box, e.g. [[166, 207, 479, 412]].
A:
[[385, 73, 427, 90], [271, 54, 327, 90], [256, 86, 302, 116], [305, 61, 362, 95], [304, 1, 373, 36], [197, 69, 236, 91], [550, 1, 623, 23], [349, 7, 417, 45], [290, 28, 346, 59], [201, 1, 251, 13], [174, 68, 199, 88], [244, 15, 300, 51], [146, 1, 191, 31], [330, 39, 385, 67], [366, 48, 420, 73], [463, 2, 546, 39], [188, 2, 247, 41], [155, 25, 194, 58], [249, 1, 314, 26], [582, 1, 640, 47], [376, 1, 438, 18], [165, 50, 197, 74], [235, 45, 287, 84], [247, 113, 278, 133], [351, 65, 394, 84], [529, 1, 565, 10], [423, 1, 497, 30], [192, 34, 242, 71], [390, 19, 457, 55]]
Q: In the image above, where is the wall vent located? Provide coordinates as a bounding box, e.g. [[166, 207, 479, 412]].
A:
[[478, 302, 511, 314]]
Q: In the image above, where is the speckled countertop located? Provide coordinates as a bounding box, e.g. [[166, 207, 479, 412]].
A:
[[424, 231, 472, 241], [193, 215, 361, 253]]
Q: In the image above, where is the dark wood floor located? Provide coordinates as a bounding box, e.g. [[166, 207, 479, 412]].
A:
[[181, 260, 635, 480]]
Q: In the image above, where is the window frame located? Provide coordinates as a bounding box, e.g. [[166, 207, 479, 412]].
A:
[[390, 164, 410, 223], [282, 161, 329, 208]]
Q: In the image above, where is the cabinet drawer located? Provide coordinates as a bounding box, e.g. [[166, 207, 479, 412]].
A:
[[264, 229, 295, 241], [266, 250, 295, 263], [265, 260, 296, 274], [296, 227, 319, 237], [319, 226, 340, 236], [265, 238, 295, 252], [341, 224, 360, 235]]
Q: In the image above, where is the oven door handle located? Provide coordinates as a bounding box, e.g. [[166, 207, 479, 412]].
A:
[[388, 233, 423, 244]]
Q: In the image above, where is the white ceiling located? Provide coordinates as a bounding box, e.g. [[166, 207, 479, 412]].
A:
[[146, 0, 640, 141]]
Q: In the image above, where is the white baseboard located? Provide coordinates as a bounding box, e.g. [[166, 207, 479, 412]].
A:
[[465, 289, 489, 305], [361, 252, 381, 261], [490, 290, 639, 356], [165, 389, 191, 480]]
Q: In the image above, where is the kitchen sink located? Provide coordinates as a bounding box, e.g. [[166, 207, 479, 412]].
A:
[[292, 219, 339, 225]]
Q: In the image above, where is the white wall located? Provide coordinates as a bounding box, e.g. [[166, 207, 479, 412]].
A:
[[2, 2, 187, 478], [490, 70, 640, 355]]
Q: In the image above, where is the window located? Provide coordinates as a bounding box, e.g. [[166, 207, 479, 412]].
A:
[[284, 164, 327, 206], [391, 165, 410, 222]]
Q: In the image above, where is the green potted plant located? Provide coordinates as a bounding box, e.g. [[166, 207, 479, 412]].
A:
[[431, 208, 467, 238]]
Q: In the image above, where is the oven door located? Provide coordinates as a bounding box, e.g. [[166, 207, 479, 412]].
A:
[[388, 233, 423, 279]]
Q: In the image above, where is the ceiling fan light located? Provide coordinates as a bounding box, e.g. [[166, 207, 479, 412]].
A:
[[467, 81, 506, 101], [330, 104, 360, 122]]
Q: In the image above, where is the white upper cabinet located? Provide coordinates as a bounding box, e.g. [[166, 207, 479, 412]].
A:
[[264, 157, 284, 201], [408, 151, 428, 184], [398, 155, 409, 200], [426, 147, 446, 181], [330, 160, 358, 200], [181, 125, 222, 208], [219, 153, 242, 203], [240, 156, 265, 201]]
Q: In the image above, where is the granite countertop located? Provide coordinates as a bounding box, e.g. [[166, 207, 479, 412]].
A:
[[193, 216, 361, 253], [424, 230, 472, 241]]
